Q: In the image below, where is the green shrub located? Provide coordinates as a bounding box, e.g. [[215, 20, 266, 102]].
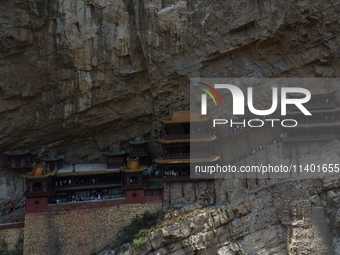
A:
[[132, 237, 146, 247], [109, 210, 165, 250]]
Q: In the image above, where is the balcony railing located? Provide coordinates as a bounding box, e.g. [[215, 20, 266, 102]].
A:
[[162, 153, 190, 159], [163, 134, 190, 139], [8, 162, 33, 169], [163, 175, 191, 181], [130, 152, 148, 157], [122, 183, 146, 189], [162, 133, 211, 140], [24, 188, 56, 196], [55, 181, 122, 189], [162, 153, 213, 159]]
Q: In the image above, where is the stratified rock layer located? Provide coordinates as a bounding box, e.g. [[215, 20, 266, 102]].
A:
[[99, 177, 339, 255], [2, 0, 340, 207], [1, 0, 340, 254], [1, 0, 340, 162]]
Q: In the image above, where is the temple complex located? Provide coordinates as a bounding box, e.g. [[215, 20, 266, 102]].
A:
[[4, 100, 340, 213], [0, 111, 226, 212], [16, 136, 161, 211]]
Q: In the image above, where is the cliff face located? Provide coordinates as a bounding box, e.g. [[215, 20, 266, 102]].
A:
[[1, 0, 340, 163], [97, 141, 340, 255], [1, 0, 340, 252]]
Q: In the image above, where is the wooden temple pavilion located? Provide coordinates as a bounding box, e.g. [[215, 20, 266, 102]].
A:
[[154, 111, 220, 181], [128, 137, 149, 165], [120, 157, 162, 204], [22, 162, 57, 213], [284, 89, 340, 142], [41, 151, 63, 171], [3, 149, 33, 170], [102, 145, 127, 169]]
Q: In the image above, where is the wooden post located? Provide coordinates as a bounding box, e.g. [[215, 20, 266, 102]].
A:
[[6, 168, 9, 186], [213, 181, 216, 205], [162, 187, 164, 208], [194, 181, 197, 202], [168, 182, 171, 206]]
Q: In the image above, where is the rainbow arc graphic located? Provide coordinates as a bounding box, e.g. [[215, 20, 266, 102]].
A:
[[195, 82, 223, 106]]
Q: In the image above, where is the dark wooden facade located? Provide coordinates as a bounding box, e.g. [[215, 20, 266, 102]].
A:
[[103, 145, 127, 169], [42, 152, 63, 171], [121, 158, 162, 204], [22, 163, 57, 213], [3, 149, 33, 170], [128, 137, 149, 165], [53, 172, 123, 203], [154, 111, 219, 181]]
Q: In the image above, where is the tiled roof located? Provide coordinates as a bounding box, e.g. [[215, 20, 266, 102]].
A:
[[102, 146, 127, 156], [128, 137, 147, 145], [56, 163, 120, 176], [153, 155, 220, 164], [3, 149, 31, 156], [21, 163, 57, 179], [57, 170, 119, 177], [120, 158, 147, 172]]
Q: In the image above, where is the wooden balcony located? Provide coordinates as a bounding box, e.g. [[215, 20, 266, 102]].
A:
[[8, 162, 33, 170], [107, 163, 125, 169], [24, 189, 56, 197], [162, 133, 212, 140], [122, 183, 146, 190], [130, 152, 148, 157], [162, 153, 190, 159], [55, 182, 122, 191], [163, 175, 191, 181], [163, 134, 190, 140], [161, 153, 214, 159]]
